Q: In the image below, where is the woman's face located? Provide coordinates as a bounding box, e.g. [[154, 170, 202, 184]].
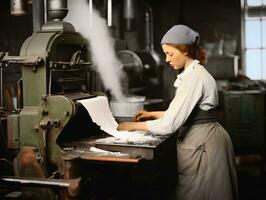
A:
[[162, 44, 186, 70]]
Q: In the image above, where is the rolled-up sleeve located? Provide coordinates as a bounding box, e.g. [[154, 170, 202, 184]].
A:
[[146, 74, 204, 135]]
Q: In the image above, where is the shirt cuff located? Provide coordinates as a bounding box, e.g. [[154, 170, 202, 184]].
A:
[[146, 119, 166, 135]]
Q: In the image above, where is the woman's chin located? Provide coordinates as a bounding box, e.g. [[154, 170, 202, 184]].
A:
[[172, 65, 181, 70]]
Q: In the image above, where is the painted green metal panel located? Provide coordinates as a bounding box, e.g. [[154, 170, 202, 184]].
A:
[[224, 91, 265, 153], [39, 95, 74, 165], [19, 106, 42, 149], [20, 32, 57, 106], [7, 114, 20, 149]]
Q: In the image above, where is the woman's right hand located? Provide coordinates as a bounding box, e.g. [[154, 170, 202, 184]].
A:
[[134, 111, 155, 122]]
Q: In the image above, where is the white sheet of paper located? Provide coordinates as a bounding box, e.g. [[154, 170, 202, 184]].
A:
[[78, 96, 118, 136], [78, 96, 157, 144]]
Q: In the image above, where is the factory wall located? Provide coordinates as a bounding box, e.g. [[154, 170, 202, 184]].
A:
[[0, 0, 241, 58], [0, 1, 241, 65]]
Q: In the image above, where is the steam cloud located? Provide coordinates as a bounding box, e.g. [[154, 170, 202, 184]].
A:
[[66, 0, 125, 100]]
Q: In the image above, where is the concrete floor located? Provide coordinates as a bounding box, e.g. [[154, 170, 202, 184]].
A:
[[237, 159, 265, 200]]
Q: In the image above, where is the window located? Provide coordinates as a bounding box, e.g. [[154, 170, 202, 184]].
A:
[[242, 0, 266, 80]]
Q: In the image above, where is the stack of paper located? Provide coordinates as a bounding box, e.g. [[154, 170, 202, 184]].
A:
[[78, 96, 157, 144]]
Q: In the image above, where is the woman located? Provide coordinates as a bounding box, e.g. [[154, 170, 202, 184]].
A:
[[117, 25, 238, 200]]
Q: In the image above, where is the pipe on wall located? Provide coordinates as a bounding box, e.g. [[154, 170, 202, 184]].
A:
[[145, 4, 154, 51], [89, 0, 93, 28], [107, 0, 112, 27], [123, 0, 135, 31], [32, 0, 45, 32], [47, 0, 68, 21]]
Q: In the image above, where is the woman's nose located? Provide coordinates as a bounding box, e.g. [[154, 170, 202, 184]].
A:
[[165, 56, 170, 63]]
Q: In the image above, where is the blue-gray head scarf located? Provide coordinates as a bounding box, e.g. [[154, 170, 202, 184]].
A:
[[161, 25, 200, 47]]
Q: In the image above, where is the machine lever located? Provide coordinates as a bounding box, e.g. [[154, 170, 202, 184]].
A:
[[70, 50, 81, 64], [0, 55, 43, 66], [0, 176, 81, 197]]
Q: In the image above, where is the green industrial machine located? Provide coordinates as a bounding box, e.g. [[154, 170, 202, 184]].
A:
[[224, 90, 265, 154], [4, 25, 93, 163], [0, 1, 95, 198]]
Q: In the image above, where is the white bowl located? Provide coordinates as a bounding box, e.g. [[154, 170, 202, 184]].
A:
[[110, 96, 145, 117]]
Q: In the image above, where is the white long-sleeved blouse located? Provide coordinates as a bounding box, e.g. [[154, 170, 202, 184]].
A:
[[146, 60, 218, 135]]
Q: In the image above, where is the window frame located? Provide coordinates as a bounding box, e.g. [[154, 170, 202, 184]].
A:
[[241, 0, 266, 80]]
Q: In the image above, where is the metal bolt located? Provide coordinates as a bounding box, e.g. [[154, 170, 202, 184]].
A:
[[32, 66, 37, 72], [53, 119, 61, 128], [41, 95, 47, 101], [42, 109, 48, 115]]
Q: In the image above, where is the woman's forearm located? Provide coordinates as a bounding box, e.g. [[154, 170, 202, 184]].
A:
[[150, 111, 165, 119], [117, 122, 148, 131]]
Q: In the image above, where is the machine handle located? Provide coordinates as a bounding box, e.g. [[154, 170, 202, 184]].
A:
[[0, 176, 81, 197], [0, 56, 43, 66]]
